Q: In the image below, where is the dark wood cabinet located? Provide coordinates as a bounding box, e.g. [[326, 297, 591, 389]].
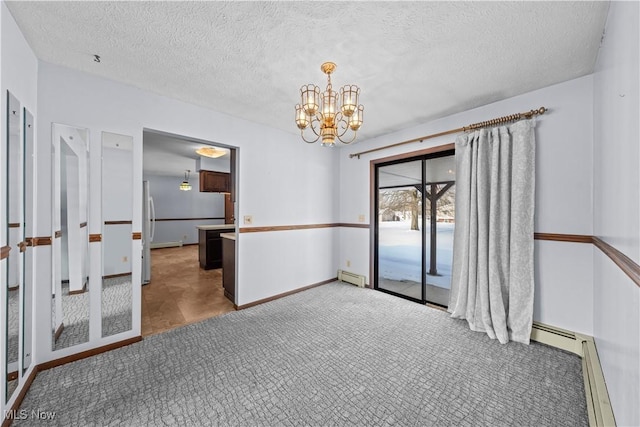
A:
[[229, 149, 236, 202], [198, 229, 223, 269], [224, 194, 234, 224], [199, 170, 230, 193], [222, 236, 235, 304]]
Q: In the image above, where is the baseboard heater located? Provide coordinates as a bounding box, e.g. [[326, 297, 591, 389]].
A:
[[337, 270, 366, 287], [150, 241, 183, 249], [531, 322, 615, 427]]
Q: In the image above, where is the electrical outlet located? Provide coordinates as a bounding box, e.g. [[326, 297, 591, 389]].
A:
[[122, 256, 128, 262], [346, 260, 351, 268], [358, 214, 365, 223], [244, 215, 253, 225], [183, 235, 188, 241]]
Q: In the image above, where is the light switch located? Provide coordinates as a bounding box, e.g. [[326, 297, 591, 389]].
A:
[[358, 214, 365, 223], [243, 215, 253, 225]]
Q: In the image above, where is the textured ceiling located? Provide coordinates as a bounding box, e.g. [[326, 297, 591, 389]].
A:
[[143, 130, 230, 176], [7, 1, 609, 145]]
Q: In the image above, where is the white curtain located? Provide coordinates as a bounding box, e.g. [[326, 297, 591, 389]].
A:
[[448, 119, 536, 344]]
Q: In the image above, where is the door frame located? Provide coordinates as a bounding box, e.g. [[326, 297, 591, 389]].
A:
[[369, 143, 455, 305]]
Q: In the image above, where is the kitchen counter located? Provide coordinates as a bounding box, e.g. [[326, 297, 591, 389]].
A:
[[196, 224, 236, 231], [220, 232, 236, 240]]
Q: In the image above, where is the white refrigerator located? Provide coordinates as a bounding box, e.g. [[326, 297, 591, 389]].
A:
[[142, 180, 155, 285]]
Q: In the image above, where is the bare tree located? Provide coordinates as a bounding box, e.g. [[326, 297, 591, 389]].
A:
[[425, 184, 456, 219], [379, 188, 421, 230], [381, 183, 455, 231]]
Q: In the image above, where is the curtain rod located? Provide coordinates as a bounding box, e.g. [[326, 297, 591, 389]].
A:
[[348, 106, 547, 159]]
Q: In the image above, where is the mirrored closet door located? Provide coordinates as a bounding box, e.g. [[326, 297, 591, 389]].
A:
[[21, 108, 34, 375], [5, 92, 23, 402], [4, 92, 33, 403], [101, 132, 133, 337], [51, 124, 90, 350]]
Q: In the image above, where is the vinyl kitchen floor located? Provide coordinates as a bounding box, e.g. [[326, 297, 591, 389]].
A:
[[141, 245, 235, 336]]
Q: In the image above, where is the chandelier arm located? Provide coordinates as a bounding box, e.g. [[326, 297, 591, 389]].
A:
[[336, 131, 358, 145], [335, 114, 350, 138], [300, 124, 321, 143], [309, 114, 323, 136]]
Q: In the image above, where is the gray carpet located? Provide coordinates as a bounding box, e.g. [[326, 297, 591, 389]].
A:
[[52, 283, 89, 350], [16, 282, 587, 426], [101, 275, 133, 337], [52, 277, 132, 350]]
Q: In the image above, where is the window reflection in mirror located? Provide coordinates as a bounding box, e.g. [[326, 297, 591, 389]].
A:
[[5, 92, 22, 402], [51, 124, 90, 350], [101, 132, 133, 337]]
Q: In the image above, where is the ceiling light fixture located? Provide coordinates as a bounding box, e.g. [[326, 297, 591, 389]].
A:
[[295, 62, 363, 147], [179, 170, 192, 191], [195, 147, 226, 158]]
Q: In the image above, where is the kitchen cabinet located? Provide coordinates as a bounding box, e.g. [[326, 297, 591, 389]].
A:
[[221, 233, 235, 304], [198, 229, 222, 269], [199, 170, 230, 193], [197, 225, 235, 270]]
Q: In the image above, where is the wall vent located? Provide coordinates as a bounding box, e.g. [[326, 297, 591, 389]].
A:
[[531, 322, 581, 355], [531, 322, 615, 427], [337, 270, 366, 287]]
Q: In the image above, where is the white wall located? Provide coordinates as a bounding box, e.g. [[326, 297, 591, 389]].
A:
[[593, 2, 640, 425], [0, 0, 38, 414], [102, 132, 134, 276], [339, 75, 595, 336], [143, 173, 226, 245], [34, 60, 340, 362]]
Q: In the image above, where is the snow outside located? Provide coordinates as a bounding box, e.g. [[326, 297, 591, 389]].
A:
[[378, 220, 454, 289]]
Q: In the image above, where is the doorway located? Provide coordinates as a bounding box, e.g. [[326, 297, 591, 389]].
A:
[[374, 149, 455, 307], [141, 129, 238, 335]]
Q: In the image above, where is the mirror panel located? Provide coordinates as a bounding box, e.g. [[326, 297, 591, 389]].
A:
[[5, 92, 22, 401], [101, 132, 133, 337], [52, 124, 90, 350], [22, 108, 33, 374]]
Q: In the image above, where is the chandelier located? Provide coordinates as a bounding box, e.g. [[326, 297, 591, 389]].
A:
[[179, 170, 192, 191], [295, 62, 363, 147]]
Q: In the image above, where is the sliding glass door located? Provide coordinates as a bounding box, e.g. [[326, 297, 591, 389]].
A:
[[375, 151, 455, 307], [376, 159, 423, 300]]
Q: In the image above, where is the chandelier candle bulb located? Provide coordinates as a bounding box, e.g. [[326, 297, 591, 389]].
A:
[[295, 104, 309, 129], [295, 62, 363, 146], [349, 105, 364, 131], [340, 85, 359, 117], [301, 85, 320, 115]]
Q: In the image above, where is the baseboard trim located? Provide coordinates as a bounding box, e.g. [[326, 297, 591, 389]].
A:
[[2, 367, 37, 427], [102, 272, 132, 280], [236, 278, 337, 310], [68, 283, 87, 295], [38, 336, 142, 371], [582, 338, 616, 427], [53, 323, 64, 342], [2, 337, 142, 426], [531, 322, 615, 427]]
